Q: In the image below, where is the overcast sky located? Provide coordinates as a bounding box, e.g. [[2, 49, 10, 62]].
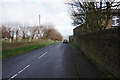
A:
[[0, 0, 74, 38]]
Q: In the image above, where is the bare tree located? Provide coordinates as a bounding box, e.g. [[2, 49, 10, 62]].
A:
[[2, 23, 21, 42], [42, 23, 63, 41], [15, 29, 19, 40], [19, 26, 27, 40], [30, 26, 37, 39], [37, 25, 44, 39], [66, 0, 120, 32], [2, 24, 14, 42], [2, 25, 11, 39], [2, 22, 62, 42]]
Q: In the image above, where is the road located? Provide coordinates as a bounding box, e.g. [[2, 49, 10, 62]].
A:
[[2, 42, 100, 79]]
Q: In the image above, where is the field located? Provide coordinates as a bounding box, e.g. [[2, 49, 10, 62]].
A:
[[2, 39, 55, 58]]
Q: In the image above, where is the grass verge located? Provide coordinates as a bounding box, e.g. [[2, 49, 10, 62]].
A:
[[70, 42, 115, 78], [70, 42, 79, 49], [85, 55, 115, 78], [2, 41, 55, 58]]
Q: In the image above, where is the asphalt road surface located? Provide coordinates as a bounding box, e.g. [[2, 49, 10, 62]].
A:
[[2, 42, 100, 79]]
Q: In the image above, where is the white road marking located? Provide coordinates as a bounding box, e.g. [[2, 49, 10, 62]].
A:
[[9, 65, 30, 80], [9, 51, 48, 80], [10, 74, 17, 79], [38, 52, 48, 59]]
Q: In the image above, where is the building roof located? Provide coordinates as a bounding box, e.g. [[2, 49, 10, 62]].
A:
[[103, 9, 120, 15]]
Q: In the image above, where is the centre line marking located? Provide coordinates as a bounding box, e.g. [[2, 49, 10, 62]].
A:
[[9, 65, 30, 80], [38, 51, 48, 59]]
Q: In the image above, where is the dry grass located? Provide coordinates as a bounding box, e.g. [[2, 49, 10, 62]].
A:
[[2, 39, 55, 58], [2, 39, 51, 50]]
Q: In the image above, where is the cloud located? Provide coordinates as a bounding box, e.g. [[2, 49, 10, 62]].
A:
[[56, 25, 74, 37], [0, 0, 21, 2], [0, 0, 73, 37]]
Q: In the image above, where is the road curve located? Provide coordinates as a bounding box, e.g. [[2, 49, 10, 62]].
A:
[[2, 42, 79, 78]]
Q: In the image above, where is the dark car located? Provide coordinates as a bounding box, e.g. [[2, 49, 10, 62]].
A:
[[63, 39, 68, 43]]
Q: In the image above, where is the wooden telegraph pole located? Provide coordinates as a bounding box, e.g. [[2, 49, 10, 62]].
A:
[[39, 15, 40, 26], [38, 15, 41, 39]]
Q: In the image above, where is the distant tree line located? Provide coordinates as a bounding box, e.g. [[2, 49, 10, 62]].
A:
[[1, 23, 63, 42], [66, 0, 120, 33]]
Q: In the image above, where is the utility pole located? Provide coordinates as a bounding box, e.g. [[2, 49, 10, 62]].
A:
[[39, 15, 40, 27], [38, 15, 41, 39]]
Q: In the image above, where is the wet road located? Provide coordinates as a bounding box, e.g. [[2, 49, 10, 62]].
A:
[[2, 42, 79, 78]]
